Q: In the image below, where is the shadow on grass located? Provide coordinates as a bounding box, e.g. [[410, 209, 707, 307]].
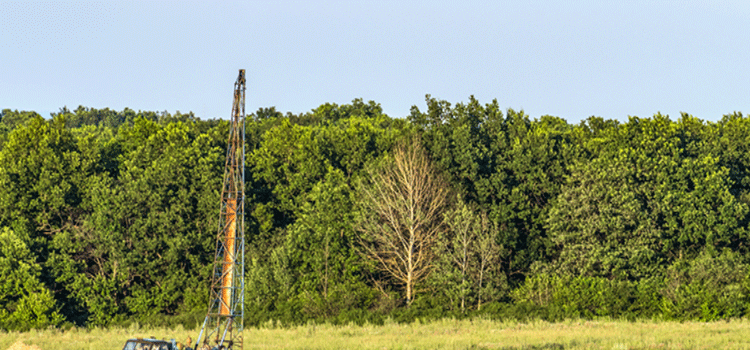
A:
[[472, 344, 566, 350]]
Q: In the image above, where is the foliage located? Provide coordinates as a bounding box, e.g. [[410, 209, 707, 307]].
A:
[[546, 115, 748, 281], [511, 272, 651, 320], [431, 196, 506, 313], [0, 227, 62, 330], [245, 100, 402, 324], [660, 250, 750, 320], [410, 96, 578, 289], [3, 100, 750, 327]]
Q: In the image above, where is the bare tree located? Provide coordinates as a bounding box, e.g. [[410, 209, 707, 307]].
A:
[[473, 210, 501, 311], [438, 197, 503, 312], [356, 137, 449, 305]]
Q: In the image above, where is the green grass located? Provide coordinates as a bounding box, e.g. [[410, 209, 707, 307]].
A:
[[3, 319, 750, 350]]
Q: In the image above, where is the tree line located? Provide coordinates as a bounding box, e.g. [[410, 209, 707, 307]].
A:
[[1, 97, 750, 330]]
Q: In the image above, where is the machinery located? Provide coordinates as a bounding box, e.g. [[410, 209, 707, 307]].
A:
[[121, 70, 247, 350], [122, 338, 178, 350], [194, 69, 247, 350]]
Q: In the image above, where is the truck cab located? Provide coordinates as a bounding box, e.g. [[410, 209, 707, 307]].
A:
[[122, 338, 178, 350]]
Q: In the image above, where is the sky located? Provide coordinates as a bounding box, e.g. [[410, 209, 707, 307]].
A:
[[1, 1, 749, 124]]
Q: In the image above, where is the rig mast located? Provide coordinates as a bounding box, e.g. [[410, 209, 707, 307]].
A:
[[196, 69, 246, 350]]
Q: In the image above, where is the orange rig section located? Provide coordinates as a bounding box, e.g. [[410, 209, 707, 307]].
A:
[[220, 198, 237, 316], [196, 69, 246, 350]]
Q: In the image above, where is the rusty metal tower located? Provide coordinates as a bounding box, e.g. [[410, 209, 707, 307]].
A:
[[196, 69, 246, 350]]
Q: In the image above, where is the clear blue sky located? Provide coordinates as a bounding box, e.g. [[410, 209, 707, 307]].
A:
[[2, 1, 748, 123]]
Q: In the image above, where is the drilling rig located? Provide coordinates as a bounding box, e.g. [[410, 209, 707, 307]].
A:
[[195, 69, 247, 350], [121, 70, 246, 350]]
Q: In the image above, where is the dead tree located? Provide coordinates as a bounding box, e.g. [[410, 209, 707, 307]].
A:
[[356, 137, 449, 305]]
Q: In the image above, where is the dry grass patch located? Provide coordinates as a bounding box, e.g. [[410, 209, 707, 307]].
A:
[[6, 341, 41, 350]]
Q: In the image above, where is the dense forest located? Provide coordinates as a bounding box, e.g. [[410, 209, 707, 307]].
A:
[[2, 97, 750, 331]]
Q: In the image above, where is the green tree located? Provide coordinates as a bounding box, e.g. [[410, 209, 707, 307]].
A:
[[0, 114, 82, 243], [0, 227, 62, 330], [46, 117, 223, 325], [660, 250, 750, 320], [712, 112, 750, 238], [0, 114, 95, 324], [0, 109, 40, 130], [546, 114, 748, 280]]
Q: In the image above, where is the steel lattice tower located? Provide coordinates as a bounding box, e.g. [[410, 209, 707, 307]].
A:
[[196, 69, 246, 350]]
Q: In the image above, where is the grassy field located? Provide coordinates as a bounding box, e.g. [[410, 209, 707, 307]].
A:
[[3, 319, 750, 350]]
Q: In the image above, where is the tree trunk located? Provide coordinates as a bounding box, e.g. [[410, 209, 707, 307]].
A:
[[406, 270, 413, 305]]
